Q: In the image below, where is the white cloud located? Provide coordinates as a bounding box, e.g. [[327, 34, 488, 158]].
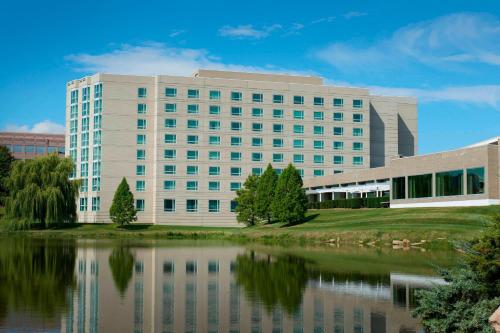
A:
[[315, 12, 500, 69], [218, 24, 282, 39], [169, 29, 186, 38], [343, 11, 367, 19], [4, 120, 65, 134]]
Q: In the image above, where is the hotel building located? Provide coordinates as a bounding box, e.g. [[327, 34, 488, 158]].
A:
[[66, 70, 417, 225]]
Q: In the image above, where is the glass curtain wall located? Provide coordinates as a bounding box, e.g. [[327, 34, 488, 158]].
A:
[[436, 170, 463, 196], [408, 174, 432, 198]]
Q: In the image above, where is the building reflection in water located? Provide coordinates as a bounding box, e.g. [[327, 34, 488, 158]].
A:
[[61, 242, 442, 333]]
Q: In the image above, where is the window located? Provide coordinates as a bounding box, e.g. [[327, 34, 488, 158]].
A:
[[91, 197, 100, 211], [252, 93, 263, 103], [93, 115, 102, 130], [275, 168, 283, 175], [136, 180, 145, 192], [293, 110, 304, 119], [231, 91, 242, 101], [273, 124, 283, 133], [164, 199, 175, 212], [93, 99, 102, 114], [293, 95, 304, 105], [293, 139, 304, 148], [94, 83, 102, 99], [391, 177, 406, 200], [353, 128, 364, 137], [164, 149, 176, 159], [273, 94, 284, 104], [136, 199, 146, 212], [165, 87, 177, 97], [208, 181, 220, 191], [81, 147, 89, 162], [187, 135, 198, 144], [208, 200, 220, 212], [314, 155, 324, 164], [252, 168, 263, 176], [92, 161, 101, 176], [333, 127, 344, 136], [314, 169, 324, 177], [231, 167, 241, 176], [353, 156, 364, 165], [293, 154, 304, 164], [252, 152, 262, 162], [82, 117, 89, 131], [313, 111, 324, 120], [209, 151, 220, 160], [187, 89, 199, 99], [209, 105, 220, 115], [93, 131, 102, 145], [187, 119, 198, 129], [273, 109, 284, 118], [467, 167, 485, 194], [333, 141, 344, 150], [82, 102, 89, 116], [164, 180, 176, 190], [273, 138, 284, 147], [165, 103, 177, 112], [186, 181, 198, 191], [409, 174, 433, 198], [186, 165, 198, 175], [163, 261, 174, 274], [209, 166, 220, 176], [294, 124, 304, 134], [80, 163, 88, 177], [187, 104, 199, 114], [137, 134, 146, 145], [333, 155, 344, 165], [252, 137, 263, 147], [314, 140, 324, 149], [138, 87, 147, 98], [164, 165, 176, 175], [313, 126, 324, 135], [230, 182, 241, 191], [230, 200, 237, 212], [186, 150, 198, 160], [81, 133, 89, 147], [314, 97, 324, 106], [164, 134, 176, 143], [137, 149, 146, 160], [186, 199, 198, 212], [252, 108, 263, 117], [231, 137, 242, 146], [333, 98, 344, 107], [82, 86, 90, 101], [164, 119, 176, 128], [79, 198, 88, 211], [273, 153, 283, 162], [209, 136, 221, 145], [138, 103, 147, 114], [333, 112, 344, 121], [231, 122, 242, 131], [353, 114, 363, 122], [353, 99, 363, 108], [252, 123, 263, 132], [136, 165, 145, 176], [436, 170, 463, 196], [231, 152, 241, 161], [209, 121, 220, 130], [231, 107, 242, 116], [353, 142, 363, 151], [209, 90, 220, 100]]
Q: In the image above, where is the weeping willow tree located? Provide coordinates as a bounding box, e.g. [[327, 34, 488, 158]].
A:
[[4, 154, 79, 228]]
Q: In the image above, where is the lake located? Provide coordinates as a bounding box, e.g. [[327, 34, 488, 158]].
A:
[[0, 238, 458, 333]]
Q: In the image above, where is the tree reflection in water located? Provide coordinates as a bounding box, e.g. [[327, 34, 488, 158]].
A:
[[0, 238, 76, 323], [234, 251, 310, 315], [108, 242, 135, 297]]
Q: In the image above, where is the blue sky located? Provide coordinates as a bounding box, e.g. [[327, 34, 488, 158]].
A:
[[0, 0, 499, 153]]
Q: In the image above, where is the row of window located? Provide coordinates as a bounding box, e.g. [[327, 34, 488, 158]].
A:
[[79, 197, 101, 211], [392, 167, 485, 199], [5, 145, 64, 154], [71, 131, 102, 148], [139, 87, 364, 108], [70, 83, 102, 105], [79, 177, 101, 192], [157, 199, 230, 213]]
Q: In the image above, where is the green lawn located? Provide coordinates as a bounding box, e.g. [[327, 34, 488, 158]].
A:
[[1, 205, 498, 244]]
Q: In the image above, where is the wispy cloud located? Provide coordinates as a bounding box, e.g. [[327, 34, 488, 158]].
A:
[[315, 12, 500, 70], [4, 120, 65, 134], [218, 24, 282, 39], [343, 11, 367, 19], [169, 29, 186, 38]]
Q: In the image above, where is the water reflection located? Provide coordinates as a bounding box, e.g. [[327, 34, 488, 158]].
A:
[[0, 239, 453, 333]]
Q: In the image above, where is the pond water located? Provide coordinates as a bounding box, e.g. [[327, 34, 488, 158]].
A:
[[0, 238, 458, 333]]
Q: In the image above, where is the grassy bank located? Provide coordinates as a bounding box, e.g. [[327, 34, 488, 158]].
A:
[[1, 205, 498, 245]]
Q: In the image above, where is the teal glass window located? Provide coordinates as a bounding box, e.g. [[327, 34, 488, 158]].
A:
[[230, 201, 237, 212], [231, 122, 242, 131], [231, 136, 242, 146], [273, 153, 283, 162], [409, 174, 433, 198], [333, 155, 344, 165], [353, 128, 363, 136], [138, 103, 147, 114], [137, 119, 147, 129], [209, 105, 220, 115], [231, 91, 242, 101], [293, 110, 304, 119], [209, 151, 220, 160], [209, 121, 220, 130], [231, 107, 242, 116], [138, 87, 147, 98], [252, 93, 263, 103], [353, 114, 363, 122], [353, 156, 364, 165], [136, 180, 145, 191], [293, 139, 304, 148], [164, 149, 176, 159], [208, 181, 220, 191], [187, 104, 199, 114], [186, 150, 198, 160], [165, 103, 176, 113], [164, 134, 176, 143], [164, 165, 176, 174], [353, 142, 363, 151], [231, 167, 241, 176], [137, 149, 146, 160], [314, 111, 324, 120], [436, 170, 463, 196], [209, 136, 220, 145], [313, 169, 325, 177], [187, 119, 198, 129], [333, 127, 344, 136], [293, 154, 304, 164], [333, 141, 344, 150], [313, 97, 324, 106], [252, 108, 263, 117], [252, 168, 263, 176], [136, 165, 145, 176], [333, 98, 343, 107], [273, 124, 283, 133], [186, 165, 198, 175], [294, 124, 304, 134], [252, 152, 262, 162], [94, 83, 102, 99], [230, 182, 241, 191], [164, 180, 176, 190], [231, 152, 241, 161], [252, 137, 263, 147], [273, 138, 283, 147], [293, 95, 304, 105], [209, 90, 220, 100], [275, 169, 283, 175], [314, 155, 324, 164], [313, 126, 324, 135], [273, 109, 284, 118], [353, 99, 363, 108], [333, 112, 343, 121], [273, 94, 284, 104], [164, 119, 176, 128], [467, 167, 485, 194], [186, 182, 198, 191], [252, 123, 263, 132], [208, 200, 220, 212], [187, 135, 198, 144], [165, 87, 177, 97], [164, 199, 175, 212], [187, 89, 199, 99], [314, 140, 324, 149]]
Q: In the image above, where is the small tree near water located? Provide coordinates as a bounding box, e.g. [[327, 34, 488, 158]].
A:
[[109, 178, 137, 226]]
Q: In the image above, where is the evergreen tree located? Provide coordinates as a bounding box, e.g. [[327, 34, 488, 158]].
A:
[[109, 178, 137, 226], [271, 164, 308, 224], [235, 174, 259, 226], [255, 164, 278, 223], [0, 145, 14, 205]]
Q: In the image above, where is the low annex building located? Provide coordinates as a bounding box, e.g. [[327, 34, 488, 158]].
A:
[[304, 137, 500, 208]]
